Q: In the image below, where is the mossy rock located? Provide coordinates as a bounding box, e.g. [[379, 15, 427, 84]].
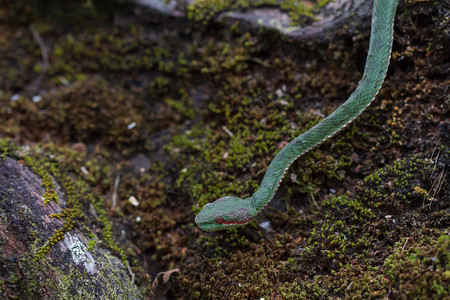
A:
[[0, 152, 141, 298]]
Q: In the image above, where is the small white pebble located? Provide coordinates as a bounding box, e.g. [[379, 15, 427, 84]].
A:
[[279, 99, 289, 106], [32, 95, 42, 103], [330, 188, 336, 194], [80, 166, 89, 175], [128, 195, 139, 206], [290, 174, 297, 182], [259, 221, 271, 230], [127, 122, 136, 130], [11, 94, 20, 101], [275, 89, 283, 98], [136, 216, 141, 222]]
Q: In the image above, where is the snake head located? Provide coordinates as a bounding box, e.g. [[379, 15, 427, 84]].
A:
[[195, 196, 257, 231]]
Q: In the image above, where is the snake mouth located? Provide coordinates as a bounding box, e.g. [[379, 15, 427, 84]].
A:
[[194, 213, 216, 230], [194, 214, 207, 226], [214, 216, 254, 226], [195, 214, 252, 231]]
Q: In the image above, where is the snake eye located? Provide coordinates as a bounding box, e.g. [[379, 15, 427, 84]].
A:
[[215, 217, 225, 224]]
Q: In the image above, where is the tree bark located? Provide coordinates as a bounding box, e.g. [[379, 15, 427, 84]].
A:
[[0, 157, 142, 299]]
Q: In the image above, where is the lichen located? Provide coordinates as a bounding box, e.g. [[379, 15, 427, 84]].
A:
[[187, 0, 334, 26]]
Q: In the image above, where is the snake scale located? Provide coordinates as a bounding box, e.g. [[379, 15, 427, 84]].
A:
[[195, 0, 399, 231]]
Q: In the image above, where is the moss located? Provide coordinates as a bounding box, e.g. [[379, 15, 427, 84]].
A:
[[183, 149, 447, 298], [0, 18, 199, 154], [92, 196, 127, 262], [1, 0, 447, 297], [383, 234, 449, 299], [166, 61, 357, 212], [357, 156, 436, 207], [280, 0, 334, 25], [17, 251, 141, 299], [0, 138, 16, 160], [23, 155, 59, 205], [303, 193, 376, 264], [34, 221, 75, 260], [187, 0, 276, 23], [0, 140, 127, 263], [0, 139, 143, 296], [187, 0, 334, 26]]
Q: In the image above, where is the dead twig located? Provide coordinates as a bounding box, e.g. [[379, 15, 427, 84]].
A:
[[111, 174, 120, 209], [126, 261, 135, 286], [28, 24, 50, 93]]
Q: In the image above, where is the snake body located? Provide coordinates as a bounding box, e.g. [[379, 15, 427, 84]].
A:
[[195, 0, 399, 231]]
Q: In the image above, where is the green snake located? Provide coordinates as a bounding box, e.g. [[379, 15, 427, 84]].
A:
[[195, 0, 399, 231]]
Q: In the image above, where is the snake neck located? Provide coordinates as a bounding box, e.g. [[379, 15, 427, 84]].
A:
[[251, 0, 399, 212]]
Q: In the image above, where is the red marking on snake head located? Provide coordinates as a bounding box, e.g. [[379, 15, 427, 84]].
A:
[[215, 217, 226, 224]]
